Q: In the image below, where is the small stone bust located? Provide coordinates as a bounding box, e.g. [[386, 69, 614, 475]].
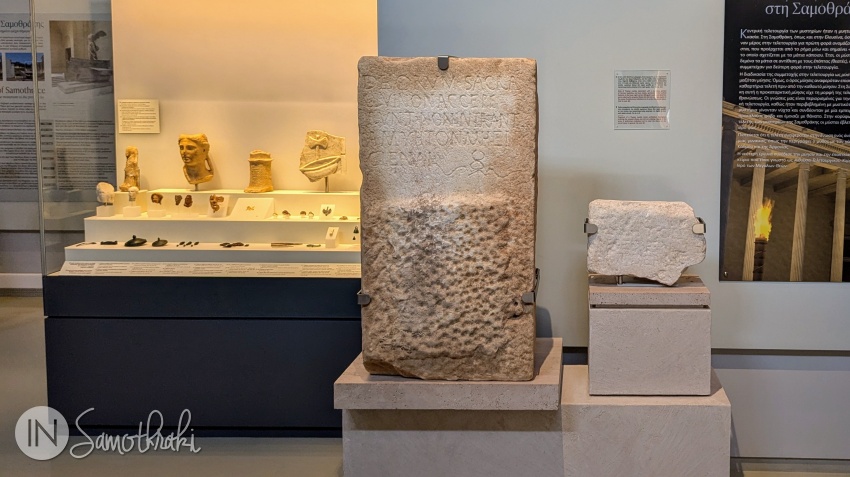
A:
[[128, 186, 139, 204], [178, 133, 214, 185], [96, 182, 115, 205]]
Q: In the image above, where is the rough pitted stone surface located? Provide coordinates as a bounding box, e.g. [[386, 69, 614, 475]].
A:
[[587, 200, 706, 286], [358, 56, 538, 381]]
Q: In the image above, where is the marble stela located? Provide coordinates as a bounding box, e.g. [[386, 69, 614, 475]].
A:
[[358, 56, 539, 381], [587, 200, 706, 286]]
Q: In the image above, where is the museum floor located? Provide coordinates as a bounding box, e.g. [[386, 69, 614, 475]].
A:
[[1, 296, 848, 476]]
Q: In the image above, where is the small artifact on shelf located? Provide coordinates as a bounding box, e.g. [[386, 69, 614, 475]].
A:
[[178, 241, 186, 247], [119, 146, 140, 192], [586, 199, 706, 286], [178, 133, 214, 188], [96, 182, 115, 205], [150, 193, 163, 205], [271, 242, 302, 247], [244, 150, 274, 193], [100, 241, 118, 245], [128, 186, 139, 204], [306, 243, 321, 248], [123, 186, 142, 217], [95, 182, 115, 217], [299, 130, 345, 192], [184, 195, 193, 208], [152, 238, 168, 247], [209, 195, 224, 212], [175, 195, 183, 206], [281, 210, 291, 219], [75, 242, 97, 247], [300, 211, 307, 219], [124, 235, 146, 247], [340, 216, 348, 220], [308, 211, 314, 219]]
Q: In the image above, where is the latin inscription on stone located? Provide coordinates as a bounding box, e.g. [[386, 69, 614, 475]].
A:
[[358, 56, 538, 381]]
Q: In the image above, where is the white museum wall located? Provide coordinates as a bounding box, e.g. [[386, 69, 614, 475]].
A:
[[111, 0, 376, 193], [377, 0, 850, 352]]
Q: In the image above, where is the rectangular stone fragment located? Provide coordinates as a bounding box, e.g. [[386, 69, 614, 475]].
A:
[[589, 307, 712, 395], [358, 56, 539, 381], [335, 338, 562, 411], [587, 200, 706, 286], [563, 365, 731, 477]]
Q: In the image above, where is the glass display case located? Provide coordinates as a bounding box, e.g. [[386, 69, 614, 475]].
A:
[[35, 0, 376, 434]]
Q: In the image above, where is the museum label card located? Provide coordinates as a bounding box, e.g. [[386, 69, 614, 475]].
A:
[[614, 70, 670, 130], [117, 99, 160, 133]]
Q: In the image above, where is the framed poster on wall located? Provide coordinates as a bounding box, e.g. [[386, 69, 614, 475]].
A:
[[721, 0, 850, 282]]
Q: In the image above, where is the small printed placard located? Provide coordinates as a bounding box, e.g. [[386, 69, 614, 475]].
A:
[[117, 99, 161, 134], [614, 70, 670, 130], [58, 261, 361, 278]]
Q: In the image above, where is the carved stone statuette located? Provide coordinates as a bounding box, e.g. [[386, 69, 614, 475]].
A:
[[96, 182, 115, 205], [119, 146, 140, 191], [299, 130, 345, 182], [178, 134, 214, 185], [184, 195, 193, 208], [586, 200, 706, 286], [358, 56, 539, 381], [244, 150, 274, 193], [150, 193, 163, 205]]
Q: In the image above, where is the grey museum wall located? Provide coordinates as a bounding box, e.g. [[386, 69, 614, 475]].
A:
[[377, 0, 850, 351]]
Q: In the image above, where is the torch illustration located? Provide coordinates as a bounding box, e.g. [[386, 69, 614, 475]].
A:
[[752, 198, 774, 281]]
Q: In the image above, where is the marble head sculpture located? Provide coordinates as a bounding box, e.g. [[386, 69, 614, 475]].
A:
[[178, 134, 214, 185], [96, 182, 114, 205]]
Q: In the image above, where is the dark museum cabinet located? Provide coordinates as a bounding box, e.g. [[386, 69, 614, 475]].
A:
[[44, 275, 362, 435]]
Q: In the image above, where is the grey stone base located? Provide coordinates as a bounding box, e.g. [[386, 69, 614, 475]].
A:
[[564, 365, 731, 477], [336, 363, 730, 477]]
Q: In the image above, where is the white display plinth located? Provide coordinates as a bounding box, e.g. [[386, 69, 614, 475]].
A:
[[562, 365, 731, 477], [336, 338, 564, 477], [122, 205, 141, 217], [96, 205, 115, 217], [588, 275, 712, 396]]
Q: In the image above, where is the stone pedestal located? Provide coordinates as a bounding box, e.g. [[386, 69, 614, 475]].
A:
[[562, 365, 731, 477], [588, 275, 711, 395], [335, 338, 563, 477]]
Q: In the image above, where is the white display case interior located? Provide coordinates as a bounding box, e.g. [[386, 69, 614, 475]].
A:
[[50, 0, 377, 275]]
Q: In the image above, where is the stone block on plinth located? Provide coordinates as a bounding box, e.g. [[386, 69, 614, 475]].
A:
[[562, 365, 731, 477], [335, 338, 563, 477], [588, 275, 711, 396]]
